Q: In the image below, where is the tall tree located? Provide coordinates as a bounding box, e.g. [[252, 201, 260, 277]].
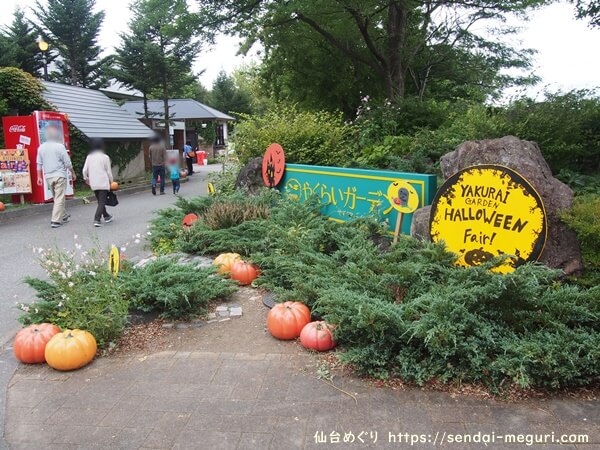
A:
[[33, 0, 109, 87], [197, 0, 549, 102], [210, 70, 252, 115], [126, 0, 200, 143], [1, 9, 48, 76], [113, 27, 158, 119], [572, 0, 600, 26]]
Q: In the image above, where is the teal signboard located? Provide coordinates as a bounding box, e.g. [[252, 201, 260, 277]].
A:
[[279, 164, 437, 234]]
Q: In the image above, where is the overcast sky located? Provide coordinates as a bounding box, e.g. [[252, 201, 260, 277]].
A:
[[1, 0, 598, 95]]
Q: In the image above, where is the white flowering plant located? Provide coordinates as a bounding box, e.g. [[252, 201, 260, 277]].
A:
[[19, 243, 129, 347]]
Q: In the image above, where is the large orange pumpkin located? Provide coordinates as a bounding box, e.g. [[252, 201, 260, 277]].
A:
[[213, 253, 242, 275], [13, 323, 61, 364], [182, 213, 199, 229], [45, 329, 97, 371], [110, 181, 119, 191], [267, 301, 311, 340], [230, 260, 259, 285], [0, 201, 5, 212], [300, 321, 336, 352]]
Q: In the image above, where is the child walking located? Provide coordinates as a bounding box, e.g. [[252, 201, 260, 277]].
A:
[[169, 162, 181, 195]]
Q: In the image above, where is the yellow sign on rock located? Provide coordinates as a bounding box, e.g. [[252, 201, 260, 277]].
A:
[[430, 165, 547, 273]]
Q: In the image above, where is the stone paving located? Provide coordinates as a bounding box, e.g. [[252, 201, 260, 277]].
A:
[[5, 350, 600, 449], [3, 288, 600, 449]]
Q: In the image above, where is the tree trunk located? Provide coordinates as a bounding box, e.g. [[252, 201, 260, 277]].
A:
[[386, 2, 408, 100], [162, 77, 170, 147], [70, 63, 78, 86], [143, 93, 149, 120]]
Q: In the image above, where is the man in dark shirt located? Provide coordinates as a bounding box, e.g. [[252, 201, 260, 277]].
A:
[[149, 135, 167, 195]]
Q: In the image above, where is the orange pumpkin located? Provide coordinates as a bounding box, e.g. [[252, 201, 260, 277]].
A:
[[267, 301, 311, 340], [230, 260, 259, 285], [182, 213, 199, 229], [45, 329, 97, 371], [110, 181, 119, 191], [213, 253, 242, 275], [13, 323, 61, 364], [0, 201, 5, 212], [300, 321, 336, 352], [179, 170, 188, 179]]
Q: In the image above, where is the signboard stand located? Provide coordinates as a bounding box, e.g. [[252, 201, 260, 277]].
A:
[[393, 213, 405, 244]]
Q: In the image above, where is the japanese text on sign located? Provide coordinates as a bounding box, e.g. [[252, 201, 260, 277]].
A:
[[279, 164, 437, 235], [0, 149, 32, 194]]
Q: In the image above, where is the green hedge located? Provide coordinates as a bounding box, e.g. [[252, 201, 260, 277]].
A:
[[151, 192, 600, 391]]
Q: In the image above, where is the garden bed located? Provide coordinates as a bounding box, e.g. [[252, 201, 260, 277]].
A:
[[144, 189, 600, 394]]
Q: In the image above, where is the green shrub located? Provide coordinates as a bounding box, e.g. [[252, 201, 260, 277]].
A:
[[203, 199, 270, 230], [19, 247, 129, 347], [121, 258, 237, 319], [353, 91, 600, 178], [167, 193, 600, 391], [207, 158, 241, 194], [562, 194, 600, 286], [233, 104, 358, 166], [0, 67, 51, 147]]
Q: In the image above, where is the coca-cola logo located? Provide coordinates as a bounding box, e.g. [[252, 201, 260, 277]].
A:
[[9, 125, 26, 133]]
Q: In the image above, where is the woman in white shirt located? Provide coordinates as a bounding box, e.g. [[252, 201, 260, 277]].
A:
[[82, 139, 114, 227]]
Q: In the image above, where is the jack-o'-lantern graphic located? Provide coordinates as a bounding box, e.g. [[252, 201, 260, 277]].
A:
[[262, 143, 286, 188], [464, 248, 495, 266], [386, 180, 419, 214]]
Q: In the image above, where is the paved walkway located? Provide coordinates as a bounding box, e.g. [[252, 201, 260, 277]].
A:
[[0, 165, 219, 449], [4, 289, 600, 449]]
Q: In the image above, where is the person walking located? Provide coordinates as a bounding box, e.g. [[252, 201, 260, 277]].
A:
[[82, 138, 113, 227], [169, 160, 181, 195], [183, 140, 195, 175], [36, 123, 76, 228], [149, 135, 167, 195]]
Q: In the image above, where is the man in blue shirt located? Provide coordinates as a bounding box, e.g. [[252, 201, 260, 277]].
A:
[[183, 141, 195, 175]]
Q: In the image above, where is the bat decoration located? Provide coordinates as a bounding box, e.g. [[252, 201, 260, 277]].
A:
[[262, 143, 286, 188]]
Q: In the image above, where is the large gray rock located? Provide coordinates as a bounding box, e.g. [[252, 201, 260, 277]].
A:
[[411, 136, 582, 274], [234, 157, 264, 194], [410, 206, 432, 241]]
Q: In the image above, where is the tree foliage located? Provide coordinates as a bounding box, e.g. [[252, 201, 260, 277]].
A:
[[210, 70, 252, 116], [33, 0, 109, 88], [197, 0, 548, 107], [0, 67, 50, 147], [120, 0, 200, 141], [572, 0, 600, 26], [0, 8, 49, 76]]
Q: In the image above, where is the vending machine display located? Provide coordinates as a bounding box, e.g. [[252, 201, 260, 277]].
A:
[[2, 111, 74, 203]]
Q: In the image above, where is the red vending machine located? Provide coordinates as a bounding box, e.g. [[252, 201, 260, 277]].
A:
[[2, 111, 74, 203]]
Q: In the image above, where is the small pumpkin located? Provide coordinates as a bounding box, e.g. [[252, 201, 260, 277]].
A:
[[45, 329, 97, 371], [300, 321, 336, 352], [230, 260, 259, 285], [182, 213, 199, 229], [179, 169, 188, 179], [213, 253, 242, 275], [110, 181, 119, 191], [267, 301, 311, 340], [0, 201, 5, 212], [13, 323, 61, 364]]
